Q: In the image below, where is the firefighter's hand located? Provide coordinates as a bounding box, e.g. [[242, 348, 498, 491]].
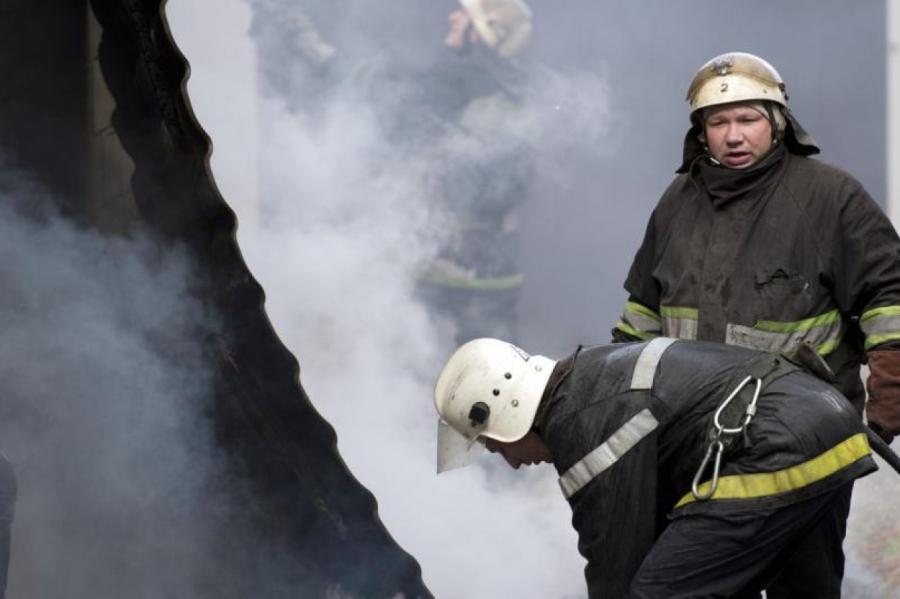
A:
[[866, 350, 900, 444]]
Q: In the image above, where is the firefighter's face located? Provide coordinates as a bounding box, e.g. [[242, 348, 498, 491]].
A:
[[483, 432, 552, 470], [703, 102, 774, 169], [445, 9, 480, 49]]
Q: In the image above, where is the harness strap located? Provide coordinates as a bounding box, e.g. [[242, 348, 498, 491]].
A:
[[630, 337, 679, 390], [559, 409, 659, 499], [558, 338, 678, 499]]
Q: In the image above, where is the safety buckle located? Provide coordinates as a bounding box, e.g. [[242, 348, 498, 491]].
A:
[[691, 376, 762, 501]]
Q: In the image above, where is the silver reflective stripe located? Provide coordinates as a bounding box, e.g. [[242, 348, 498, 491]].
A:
[[617, 302, 662, 339], [623, 312, 661, 336], [725, 319, 842, 355], [630, 337, 678, 390], [662, 317, 698, 340], [558, 408, 659, 499], [660, 306, 699, 341], [860, 308, 900, 349]]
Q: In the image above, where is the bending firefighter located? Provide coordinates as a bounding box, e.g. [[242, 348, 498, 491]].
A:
[[434, 337, 877, 598]]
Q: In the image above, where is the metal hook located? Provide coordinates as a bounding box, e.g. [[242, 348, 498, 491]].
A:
[[691, 375, 762, 501], [713, 376, 762, 435], [691, 439, 724, 501]]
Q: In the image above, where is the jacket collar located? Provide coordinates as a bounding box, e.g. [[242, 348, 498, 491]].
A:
[[692, 144, 788, 207]]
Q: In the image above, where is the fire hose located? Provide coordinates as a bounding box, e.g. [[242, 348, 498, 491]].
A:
[[866, 426, 900, 475]]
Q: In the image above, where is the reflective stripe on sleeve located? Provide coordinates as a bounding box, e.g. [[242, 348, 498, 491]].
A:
[[725, 309, 842, 355], [675, 432, 871, 508], [630, 337, 678, 390], [860, 306, 900, 349], [660, 305, 699, 340], [558, 408, 659, 499], [615, 301, 661, 340]]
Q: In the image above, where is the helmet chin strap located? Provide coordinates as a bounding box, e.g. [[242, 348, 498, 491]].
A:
[[764, 103, 781, 145]]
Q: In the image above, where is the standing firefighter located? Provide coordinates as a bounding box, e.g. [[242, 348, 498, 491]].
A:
[[613, 52, 900, 597], [417, 0, 534, 345], [434, 337, 878, 598]]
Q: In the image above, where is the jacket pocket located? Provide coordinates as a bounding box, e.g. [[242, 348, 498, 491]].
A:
[[754, 268, 809, 293]]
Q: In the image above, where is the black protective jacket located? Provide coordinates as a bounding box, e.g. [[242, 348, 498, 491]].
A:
[[534, 339, 876, 598], [614, 147, 900, 407]]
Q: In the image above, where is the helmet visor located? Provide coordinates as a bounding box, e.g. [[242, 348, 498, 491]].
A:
[[437, 419, 485, 473]]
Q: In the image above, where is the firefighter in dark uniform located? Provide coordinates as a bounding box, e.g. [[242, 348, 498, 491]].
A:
[[416, 0, 534, 345], [434, 337, 878, 598], [612, 52, 900, 597], [0, 451, 15, 598]]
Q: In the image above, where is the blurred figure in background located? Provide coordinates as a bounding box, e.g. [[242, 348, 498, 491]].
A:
[[415, 0, 534, 346], [248, 0, 537, 347]]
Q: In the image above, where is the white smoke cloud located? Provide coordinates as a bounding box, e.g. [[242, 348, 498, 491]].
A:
[[166, 1, 600, 597], [0, 172, 235, 597]]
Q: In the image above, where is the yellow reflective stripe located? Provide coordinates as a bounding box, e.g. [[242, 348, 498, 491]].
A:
[[865, 333, 900, 350], [615, 321, 657, 341], [618, 302, 662, 338], [860, 306, 900, 349], [753, 309, 840, 333], [816, 339, 841, 355], [625, 301, 661, 322], [419, 272, 524, 290], [860, 305, 900, 323], [660, 306, 699, 320], [675, 433, 870, 508]]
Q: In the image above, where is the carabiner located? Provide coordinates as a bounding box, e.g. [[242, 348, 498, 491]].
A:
[[691, 439, 723, 501], [713, 375, 762, 435]]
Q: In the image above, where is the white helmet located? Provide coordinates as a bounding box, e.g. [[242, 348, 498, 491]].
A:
[[434, 338, 556, 472], [459, 0, 533, 58], [686, 52, 788, 115]]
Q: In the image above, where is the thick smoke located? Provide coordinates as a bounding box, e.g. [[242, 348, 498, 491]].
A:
[[0, 167, 361, 598], [0, 168, 231, 597], [235, 100, 589, 597], [167, 1, 605, 597]]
